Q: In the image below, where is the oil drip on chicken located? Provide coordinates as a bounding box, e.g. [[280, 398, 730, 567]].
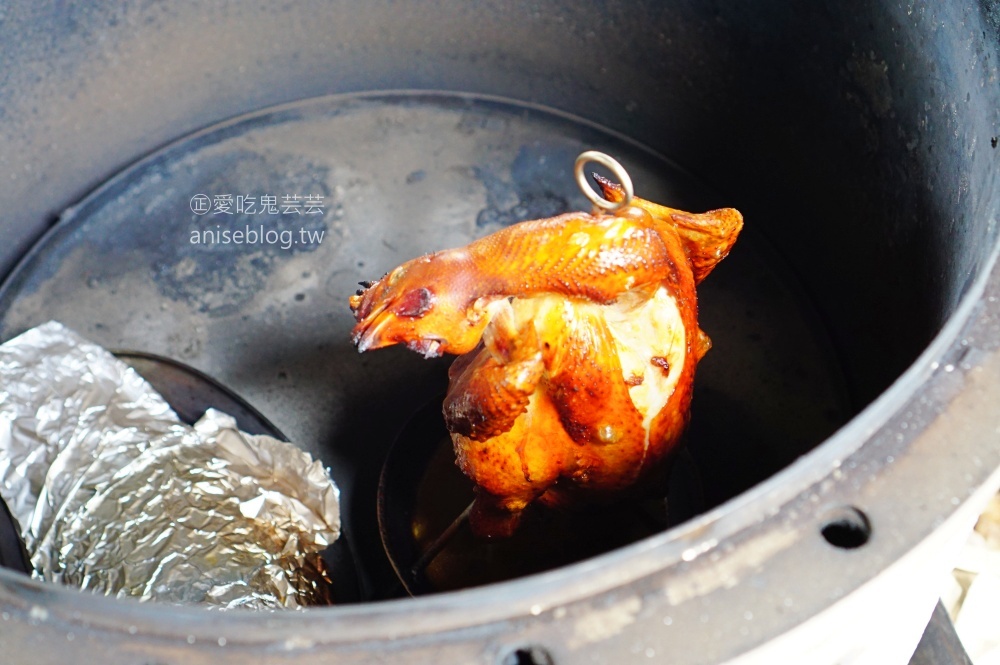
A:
[[350, 169, 742, 538]]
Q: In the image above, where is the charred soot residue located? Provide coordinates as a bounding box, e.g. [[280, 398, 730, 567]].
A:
[[475, 190, 568, 228], [148, 149, 331, 316], [473, 144, 579, 228]]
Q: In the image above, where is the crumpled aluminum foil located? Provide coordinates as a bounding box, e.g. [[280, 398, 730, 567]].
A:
[[0, 321, 340, 609]]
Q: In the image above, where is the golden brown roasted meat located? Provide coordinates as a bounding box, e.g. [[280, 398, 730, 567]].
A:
[[350, 176, 742, 537]]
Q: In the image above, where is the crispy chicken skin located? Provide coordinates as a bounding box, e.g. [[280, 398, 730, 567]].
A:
[[351, 176, 742, 537]]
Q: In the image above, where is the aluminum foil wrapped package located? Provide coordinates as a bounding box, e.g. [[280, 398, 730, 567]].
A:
[[0, 321, 341, 609]]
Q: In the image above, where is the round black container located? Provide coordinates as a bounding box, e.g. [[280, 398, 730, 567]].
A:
[[0, 497, 30, 575], [0, 2, 997, 664]]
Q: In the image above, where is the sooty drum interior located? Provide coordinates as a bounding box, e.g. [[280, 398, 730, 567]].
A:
[[0, 2, 997, 663], [0, 93, 851, 597], [0, 1, 994, 605]]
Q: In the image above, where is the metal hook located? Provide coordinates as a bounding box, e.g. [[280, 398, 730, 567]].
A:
[[574, 150, 634, 212]]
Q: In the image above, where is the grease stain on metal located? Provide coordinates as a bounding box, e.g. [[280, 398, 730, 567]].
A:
[[567, 596, 642, 649]]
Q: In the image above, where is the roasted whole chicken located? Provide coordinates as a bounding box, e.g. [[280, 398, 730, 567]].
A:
[[351, 171, 742, 538]]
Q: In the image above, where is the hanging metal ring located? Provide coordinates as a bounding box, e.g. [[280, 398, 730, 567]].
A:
[[574, 150, 634, 212]]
